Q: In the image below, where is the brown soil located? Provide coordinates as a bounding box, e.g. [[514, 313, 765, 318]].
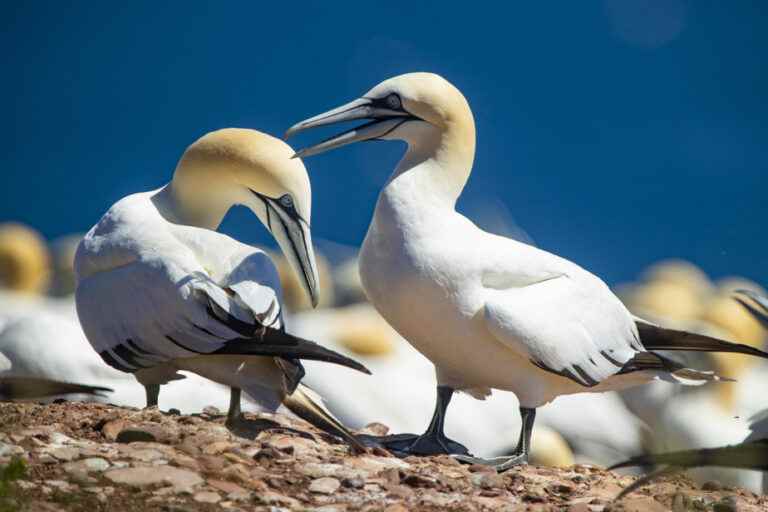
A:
[[0, 401, 765, 511]]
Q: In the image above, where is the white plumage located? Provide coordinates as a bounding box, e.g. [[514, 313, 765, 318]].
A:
[[286, 72, 768, 466], [73, 128, 368, 444]]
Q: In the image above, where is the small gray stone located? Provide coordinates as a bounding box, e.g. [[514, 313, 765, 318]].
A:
[[193, 491, 221, 503], [309, 477, 341, 495], [104, 466, 203, 492], [49, 446, 80, 461], [63, 457, 110, 474]]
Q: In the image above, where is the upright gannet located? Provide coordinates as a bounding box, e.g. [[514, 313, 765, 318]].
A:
[[286, 73, 768, 468], [74, 128, 369, 444]]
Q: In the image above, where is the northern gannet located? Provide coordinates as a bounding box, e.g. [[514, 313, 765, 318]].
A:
[[608, 411, 768, 499], [286, 72, 768, 468], [0, 376, 111, 401], [74, 128, 369, 445], [0, 311, 266, 413]]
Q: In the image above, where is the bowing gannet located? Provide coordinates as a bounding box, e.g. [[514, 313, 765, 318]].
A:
[[74, 128, 368, 444], [286, 73, 768, 468]]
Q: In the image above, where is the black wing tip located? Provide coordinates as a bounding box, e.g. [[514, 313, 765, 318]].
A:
[[607, 459, 641, 471]]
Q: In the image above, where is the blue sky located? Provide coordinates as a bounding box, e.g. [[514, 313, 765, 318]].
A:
[[2, 1, 766, 286]]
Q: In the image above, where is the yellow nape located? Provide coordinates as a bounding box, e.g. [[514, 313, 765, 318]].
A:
[[274, 252, 333, 312], [0, 222, 51, 294], [331, 304, 397, 357], [529, 426, 575, 468]]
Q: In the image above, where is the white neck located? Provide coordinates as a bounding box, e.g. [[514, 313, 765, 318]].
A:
[[374, 122, 476, 234]]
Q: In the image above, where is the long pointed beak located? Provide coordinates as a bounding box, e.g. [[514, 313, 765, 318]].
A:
[[285, 98, 412, 158], [271, 214, 320, 308]]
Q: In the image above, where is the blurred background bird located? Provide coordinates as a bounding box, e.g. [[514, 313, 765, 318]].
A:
[[616, 265, 768, 491]]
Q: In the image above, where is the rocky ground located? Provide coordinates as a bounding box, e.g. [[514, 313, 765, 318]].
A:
[[0, 401, 764, 512]]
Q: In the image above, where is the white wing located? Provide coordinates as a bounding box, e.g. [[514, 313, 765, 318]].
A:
[[481, 238, 642, 386], [75, 243, 280, 374]]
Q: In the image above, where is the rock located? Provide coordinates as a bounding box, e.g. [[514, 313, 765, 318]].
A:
[[342, 476, 365, 489], [63, 457, 110, 474], [207, 479, 246, 494], [621, 497, 670, 512], [0, 442, 24, 458], [254, 490, 300, 508], [309, 477, 341, 494], [713, 496, 738, 512], [358, 422, 390, 436], [254, 446, 285, 461], [202, 405, 221, 416], [702, 480, 723, 491], [101, 419, 126, 441], [567, 504, 590, 512], [471, 472, 505, 489], [48, 446, 80, 461], [384, 506, 409, 512], [193, 491, 221, 503], [227, 489, 253, 502], [126, 448, 165, 462], [104, 466, 203, 492], [116, 429, 156, 444], [202, 441, 236, 455], [402, 473, 436, 488]]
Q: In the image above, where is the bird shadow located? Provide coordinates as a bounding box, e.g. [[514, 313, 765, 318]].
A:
[[223, 415, 319, 442]]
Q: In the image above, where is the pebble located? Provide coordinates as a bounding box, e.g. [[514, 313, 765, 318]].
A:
[[309, 477, 341, 494], [104, 465, 203, 492], [0, 442, 24, 458], [63, 457, 110, 474], [471, 472, 505, 489], [713, 496, 739, 512], [702, 480, 723, 491], [101, 419, 126, 441], [193, 491, 221, 503], [116, 429, 156, 444], [48, 446, 80, 461]]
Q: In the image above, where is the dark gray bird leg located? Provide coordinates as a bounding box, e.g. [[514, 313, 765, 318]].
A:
[[359, 385, 470, 456], [226, 387, 243, 425], [144, 383, 160, 408], [454, 407, 537, 471]]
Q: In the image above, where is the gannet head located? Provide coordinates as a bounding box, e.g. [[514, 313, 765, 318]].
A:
[[0, 223, 51, 294], [176, 128, 320, 307], [285, 72, 475, 162]]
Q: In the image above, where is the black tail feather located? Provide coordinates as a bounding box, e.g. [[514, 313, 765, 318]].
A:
[[635, 318, 768, 359], [0, 377, 113, 400], [213, 329, 371, 375]]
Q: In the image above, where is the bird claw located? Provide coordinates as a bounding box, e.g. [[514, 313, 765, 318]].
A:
[[452, 453, 528, 472]]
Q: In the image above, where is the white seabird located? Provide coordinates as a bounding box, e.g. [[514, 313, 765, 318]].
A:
[[74, 128, 368, 445], [286, 72, 768, 468], [0, 310, 267, 413], [608, 411, 768, 499], [0, 376, 111, 401]]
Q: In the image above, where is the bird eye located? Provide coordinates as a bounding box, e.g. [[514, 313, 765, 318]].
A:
[[385, 94, 401, 110], [279, 195, 294, 208]]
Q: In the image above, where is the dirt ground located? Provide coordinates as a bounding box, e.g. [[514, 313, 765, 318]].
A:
[[0, 401, 764, 512]]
